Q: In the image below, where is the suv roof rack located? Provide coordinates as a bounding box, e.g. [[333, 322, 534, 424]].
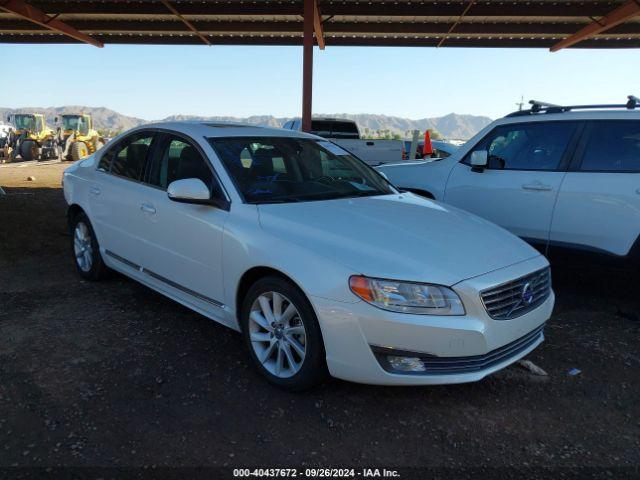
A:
[[506, 95, 639, 117]]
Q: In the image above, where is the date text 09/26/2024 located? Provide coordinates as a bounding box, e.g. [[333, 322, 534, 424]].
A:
[[233, 468, 400, 478]]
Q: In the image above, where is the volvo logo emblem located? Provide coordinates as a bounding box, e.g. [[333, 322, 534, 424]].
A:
[[521, 282, 534, 305]]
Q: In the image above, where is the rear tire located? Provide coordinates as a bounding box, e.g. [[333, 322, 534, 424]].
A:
[[20, 140, 35, 161], [70, 212, 109, 281], [241, 276, 327, 391], [71, 142, 89, 161]]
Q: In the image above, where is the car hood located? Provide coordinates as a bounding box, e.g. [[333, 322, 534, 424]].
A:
[[377, 160, 432, 168], [257, 194, 540, 286]]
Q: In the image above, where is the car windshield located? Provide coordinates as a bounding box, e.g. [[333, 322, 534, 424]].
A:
[[14, 115, 35, 131], [208, 137, 394, 204]]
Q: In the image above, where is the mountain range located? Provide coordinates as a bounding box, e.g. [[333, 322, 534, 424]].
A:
[[0, 107, 492, 140]]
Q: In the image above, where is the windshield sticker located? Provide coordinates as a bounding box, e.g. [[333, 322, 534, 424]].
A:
[[317, 141, 350, 156]]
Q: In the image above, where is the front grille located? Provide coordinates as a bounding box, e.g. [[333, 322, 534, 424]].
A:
[[372, 323, 545, 375], [481, 267, 551, 320]]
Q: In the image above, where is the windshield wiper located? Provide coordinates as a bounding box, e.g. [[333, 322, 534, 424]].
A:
[[287, 190, 385, 202], [348, 190, 384, 198], [250, 190, 386, 204], [249, 197, 303, 204]]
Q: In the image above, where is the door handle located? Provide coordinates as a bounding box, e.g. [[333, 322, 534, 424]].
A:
[[522, 183, 552, 192], [89, 186, 101, 196], [140, 203, 156, 214]]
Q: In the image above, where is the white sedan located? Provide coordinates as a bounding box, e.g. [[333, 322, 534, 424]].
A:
[[63, 122, 554, 390]]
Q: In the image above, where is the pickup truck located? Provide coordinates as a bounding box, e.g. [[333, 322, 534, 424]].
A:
[[282, 118, 403, 166]]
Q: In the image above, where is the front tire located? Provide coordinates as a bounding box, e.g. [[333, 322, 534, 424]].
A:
[[70, 212, 109, 280], [241, 276, 327, 391], [71, 141, 89, 161], [20, 140, 35, 161]]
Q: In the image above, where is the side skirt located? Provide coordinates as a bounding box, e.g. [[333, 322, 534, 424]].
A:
[[103, 249, 240, 332]]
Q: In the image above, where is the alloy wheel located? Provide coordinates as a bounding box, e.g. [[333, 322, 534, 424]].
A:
[[73, 222, 93, 272], [248, 291, 307, 378]]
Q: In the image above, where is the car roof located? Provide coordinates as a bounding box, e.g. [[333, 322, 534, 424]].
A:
[[129, 121, 324, 140], [499, 109, 640, 125]]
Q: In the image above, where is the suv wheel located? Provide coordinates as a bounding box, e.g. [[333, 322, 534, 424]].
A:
[[241, 276, 327, 391], [71, 212, 109, 280]]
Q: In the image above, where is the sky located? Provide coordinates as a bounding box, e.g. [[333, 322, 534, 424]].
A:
[[0, 44, 638, 120]]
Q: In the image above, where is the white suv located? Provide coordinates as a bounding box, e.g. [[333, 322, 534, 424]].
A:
[[63, 122, 553, 390], [378, 98, 640, 260]]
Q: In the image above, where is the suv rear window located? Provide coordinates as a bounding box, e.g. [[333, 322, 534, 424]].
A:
[[579, 121, 640, 172]]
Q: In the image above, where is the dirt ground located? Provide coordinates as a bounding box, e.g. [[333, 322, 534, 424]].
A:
[[1, 162, 639, 478]]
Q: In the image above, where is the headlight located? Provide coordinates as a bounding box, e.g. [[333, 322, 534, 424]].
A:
[[349, 275, 465, 315]]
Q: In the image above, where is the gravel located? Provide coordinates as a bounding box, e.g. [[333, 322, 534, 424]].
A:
[[0, 163, 639, 476]]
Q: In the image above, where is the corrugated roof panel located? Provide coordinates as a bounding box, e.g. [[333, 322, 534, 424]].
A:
[[0, 0, 637, 48]]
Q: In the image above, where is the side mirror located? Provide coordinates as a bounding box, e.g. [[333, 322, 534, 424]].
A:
[[470, 150, 488, 172], [167, 178, 229, 210]]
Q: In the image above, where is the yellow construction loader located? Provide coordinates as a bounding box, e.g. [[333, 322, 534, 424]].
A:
[[0, 122, 13, 163], [58, 114, 105, 161], [1, 113, 61, 162]]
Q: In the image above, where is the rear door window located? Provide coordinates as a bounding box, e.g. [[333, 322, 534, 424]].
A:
[[102, 131, 155, 181], [578, 121, 640, 172]]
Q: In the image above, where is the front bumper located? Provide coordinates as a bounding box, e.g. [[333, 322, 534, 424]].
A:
[[311, 255, 553, 386]]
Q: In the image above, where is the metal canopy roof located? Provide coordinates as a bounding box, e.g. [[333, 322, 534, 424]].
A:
[[1, 0, 640, 49]]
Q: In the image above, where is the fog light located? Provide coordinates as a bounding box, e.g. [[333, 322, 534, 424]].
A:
[[387, 355, 426, 372]]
